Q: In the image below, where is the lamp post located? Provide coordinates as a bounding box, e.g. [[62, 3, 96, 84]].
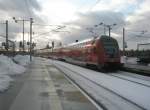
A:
[[13, 17, 33, 61], [95, 22, 117, 37], [13, 17, 30, 52], [5, 20, 8, 51], [123, 28, 125, 56], [0, 20, 9, 51], [30, 18, 33, 61]]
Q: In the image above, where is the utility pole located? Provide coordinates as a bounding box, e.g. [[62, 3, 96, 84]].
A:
[[6, 20, 8, 51], [108, 26, 111, 37], [104, 25, 106, 35], [52, 41, 54, 53], [22, 19, 25, 52], [12, 42, 15, 56], [27, 32, 29, 52], [123, 28, 125, 56], [0, 20, 9, 51], [30, 18, 32, 61], [13, 17, 29, 53]]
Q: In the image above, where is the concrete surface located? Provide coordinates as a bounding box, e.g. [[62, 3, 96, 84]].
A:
[[0, 58, 98, 110]]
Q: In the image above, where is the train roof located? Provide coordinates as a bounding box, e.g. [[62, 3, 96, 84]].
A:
[[67, 37, 96, 46], [65, 35, 113, 46], [54, 35, 113, 49]]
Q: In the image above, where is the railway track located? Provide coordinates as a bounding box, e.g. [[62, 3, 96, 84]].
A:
[[116, 71, 150, 82], [54, 62, 146, 110], [85, 63, 150, 88], [108, 72, 150, 88], [121, 65, 150, 76], [61, 69, 106, 110], [84, 64, 150, 88]]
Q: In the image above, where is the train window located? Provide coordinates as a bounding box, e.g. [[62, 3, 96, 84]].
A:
[[92, 40, 95, 44], [105, 47, 118, 54], [86, 48, 90, 53], [93, 47, 96, 53]]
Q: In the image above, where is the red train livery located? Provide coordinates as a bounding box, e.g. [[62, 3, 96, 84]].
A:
[[49, 35, 121, 69]]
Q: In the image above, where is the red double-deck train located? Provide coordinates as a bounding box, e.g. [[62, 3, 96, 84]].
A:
[[43, 35, 122, 69]]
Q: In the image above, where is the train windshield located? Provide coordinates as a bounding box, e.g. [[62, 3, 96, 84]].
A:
[[101, 37, 119, 56]]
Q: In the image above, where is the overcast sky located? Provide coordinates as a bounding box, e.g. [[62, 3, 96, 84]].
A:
[[0, 0, 150, 49]]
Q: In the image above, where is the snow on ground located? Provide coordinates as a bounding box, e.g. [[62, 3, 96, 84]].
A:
[[111, 72, 150, 87], [114, 71, 150, 82], [0, 55, 30, 92], [0, 75, 13, 92], [0, 55, 26, 75], [13, 55, 31, 66], [51, 60, 150, 110]]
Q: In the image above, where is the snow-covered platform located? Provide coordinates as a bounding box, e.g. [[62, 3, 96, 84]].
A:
[[0, 57, 97, 110]]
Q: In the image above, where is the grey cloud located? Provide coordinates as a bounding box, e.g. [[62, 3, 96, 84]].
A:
[[123, 11, 150, 49], [0, 0, 44, 44], [61, 10, 150, 50], [61, 11, 125, 45], [0, 0, 41, 17]]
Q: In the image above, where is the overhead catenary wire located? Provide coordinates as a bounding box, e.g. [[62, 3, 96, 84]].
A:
[[88, 0, 101, 11], [125, 29, 150, 41], [28, 0, 102, 42], [32, 23, 69, 40], [126, 34, 150, 41], [33, 29, 70, 40], [32, 31, 52, 39], [0, 35, 15, 43], [0, 35, 6, 38], [33, 23, 64, 27]]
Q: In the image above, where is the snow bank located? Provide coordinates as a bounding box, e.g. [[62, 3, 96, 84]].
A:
[[0, 75, 13, 92], [13, 55, 30, 66], [0, 55, 29, 92], [0, 55, 26, 75]]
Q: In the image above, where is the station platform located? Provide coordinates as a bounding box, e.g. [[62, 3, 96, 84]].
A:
[[0, 58, 97, 110]]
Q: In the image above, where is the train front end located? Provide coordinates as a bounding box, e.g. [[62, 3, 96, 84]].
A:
[[99, 35, 121, 69]]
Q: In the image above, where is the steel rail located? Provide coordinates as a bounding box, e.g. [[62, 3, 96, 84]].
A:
[[108, 74, 150, 88], [55, 63, 146, 110]]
